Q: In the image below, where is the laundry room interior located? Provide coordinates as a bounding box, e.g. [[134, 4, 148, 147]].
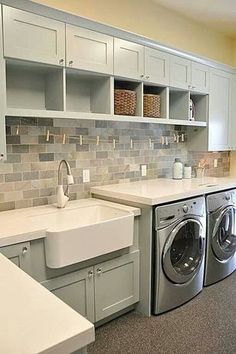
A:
[[1, 1, 236, 353]]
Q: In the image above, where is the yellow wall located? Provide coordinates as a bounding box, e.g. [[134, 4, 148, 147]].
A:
[[33, 0, 235, 66]]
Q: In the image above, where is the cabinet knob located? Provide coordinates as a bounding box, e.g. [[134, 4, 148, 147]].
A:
[[0, 153, 4, 161], [22, 246, 28, 255], [140, 74, 144, 78], [192, 86, 196, 90], [59, 58, 64, 65], [69, 60, 73, 66], [188, 85, 192, 89], [88, 270, 94, 278], [146, 75, 150, 80], [97, 268, 102, 275]]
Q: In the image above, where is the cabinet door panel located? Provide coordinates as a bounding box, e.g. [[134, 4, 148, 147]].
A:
[[114, 38, 144, 80], [145, 47, 169, 85], [191, 62, 209, 93], [95, 251, 139, 322], [229, 75, 236, 150], [170, 55, 191, 90], [3, 6, 65, 66], [0, 242, 32, 275], [209, 69, 230, 151], [42, 268, 95, 322], [66, 25, 113, 74]]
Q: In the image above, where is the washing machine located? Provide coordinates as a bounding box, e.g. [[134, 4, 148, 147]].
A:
[[153, 196, 206, 314], [204, 189, 236, 286]]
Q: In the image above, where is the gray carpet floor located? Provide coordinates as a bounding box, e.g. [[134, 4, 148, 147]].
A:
[[88, 271, 236, 354]]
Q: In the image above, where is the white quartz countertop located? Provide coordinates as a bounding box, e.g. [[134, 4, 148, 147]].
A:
[[0, 198, 140, 247], [0, 253, 94, 354], [91, 177, 236, 205]]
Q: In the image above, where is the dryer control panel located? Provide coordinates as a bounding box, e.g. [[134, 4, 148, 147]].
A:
[[155, 196, 206, 230], [207, 189, 236, 213]]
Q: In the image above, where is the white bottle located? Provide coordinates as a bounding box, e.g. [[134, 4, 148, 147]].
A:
[[173, 158, 183, 180], [184, 164, 192, 179]]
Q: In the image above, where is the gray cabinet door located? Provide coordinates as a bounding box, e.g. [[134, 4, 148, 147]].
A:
[[94, 251, 139, 322], [42, 267, 95, 323], [170, 55, 191, 90], [114, 38, 144, 80], [66, 24, 113, 74], [191, 62, 209, 94], [145, 47, 170, 85], [229, 75, 236, 150], [209, 68, 230, 151], [0, 242, 32, 275], [3, 6, 65, 66]]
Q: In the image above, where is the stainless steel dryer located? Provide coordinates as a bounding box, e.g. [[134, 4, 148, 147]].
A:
[[204, 189, 236, 286], [153, 196, 206, 314]]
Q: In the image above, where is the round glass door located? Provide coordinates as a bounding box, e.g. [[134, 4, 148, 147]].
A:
[[162, 219, 204, 284], [212, 206, 236, 261]]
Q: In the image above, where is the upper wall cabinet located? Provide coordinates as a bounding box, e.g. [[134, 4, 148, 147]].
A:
[[114, 38, 144, 80], [170, 55, 209, 93], [228, 75, 236, 150], [169, 55, 191, 90], [144, 47, 169, 85], [66, 25, 113, 74], [208, 69, 230, 151], [191, 62, 209, 94], [3, 6, 65, 66]]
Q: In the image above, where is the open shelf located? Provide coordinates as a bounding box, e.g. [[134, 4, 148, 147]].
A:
[[114, 80, 142, 117], [6, 61, 64, 111], [169, 89, 189, 120], [190, 93, 208, 122], [143, 85, 168, 119], [66, 70, 112, 114]]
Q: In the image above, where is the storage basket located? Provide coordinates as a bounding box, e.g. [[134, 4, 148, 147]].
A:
[[143, 94, 161, 118], [114, 89, 136, 116]]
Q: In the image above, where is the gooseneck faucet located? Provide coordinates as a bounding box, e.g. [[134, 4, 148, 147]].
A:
[[56, 160, 74, 208]]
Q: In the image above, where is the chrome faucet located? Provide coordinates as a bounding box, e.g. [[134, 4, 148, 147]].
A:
[[56, 160, 74, 208]]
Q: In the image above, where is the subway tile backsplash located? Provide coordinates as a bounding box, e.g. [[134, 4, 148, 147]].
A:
[[0, 117, 230, 211]]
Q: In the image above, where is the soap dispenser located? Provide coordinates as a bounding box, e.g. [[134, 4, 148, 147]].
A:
[[173, 158, 183, 180]]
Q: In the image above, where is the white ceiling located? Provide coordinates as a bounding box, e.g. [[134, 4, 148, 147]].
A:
[[152, 0, 236, 38]]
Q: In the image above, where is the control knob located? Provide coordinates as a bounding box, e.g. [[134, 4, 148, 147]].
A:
[[182, 204, 189, 213]]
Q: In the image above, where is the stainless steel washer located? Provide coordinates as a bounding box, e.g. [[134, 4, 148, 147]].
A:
[[204, 189, 236, 286], [153, 196, 206, 314]]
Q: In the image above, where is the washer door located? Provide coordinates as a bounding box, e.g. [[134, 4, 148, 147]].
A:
[[162, 218, 204, 284], [212, 206, 236, 261]]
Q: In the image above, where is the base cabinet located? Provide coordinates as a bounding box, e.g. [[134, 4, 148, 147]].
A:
[[0, 242, 32, 275], [42, 251, 139, 323]]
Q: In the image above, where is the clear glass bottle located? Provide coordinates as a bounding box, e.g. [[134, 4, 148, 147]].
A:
[[173, 158, 183, 180]]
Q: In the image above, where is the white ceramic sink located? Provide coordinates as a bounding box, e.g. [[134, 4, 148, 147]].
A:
[[40, 203, 134, 268]]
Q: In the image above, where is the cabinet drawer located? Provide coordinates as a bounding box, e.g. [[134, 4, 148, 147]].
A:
[[0, 242, 32, 275], [42, 267, 95, 322], [3, 6, 65, 66], [94, 251, 139, 322], [66, 25, 113, 74]]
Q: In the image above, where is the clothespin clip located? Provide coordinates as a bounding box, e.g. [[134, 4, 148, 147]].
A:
[[181, 133, 185, 142], [113, 138, 116, 149], [96, 136, 100, 146], [16, 125, 19, 135], [176, 134, 179, 143], [161, 136, 165, 145], [165, 136, 169, 145], [46, 130, 50, 142], [62, 134, 66, 144], [79, 135, 83, 146], [130, 138, 133, 149], [149, 138, 152, 148]]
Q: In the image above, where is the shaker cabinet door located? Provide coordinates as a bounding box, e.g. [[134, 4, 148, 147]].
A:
[[3, 6, 65, 66], [169, 55, 191, 90], [208, 69, 230, 151], [228, 75, 236, 150], [144, 47, 170, 85], [0, 242, 32, 275], [66, 25, 113, 74], [191, 62, 209, 93], [42, 267, 95, 323], [94, 251, 139, 322], [114, 38, 144, 80]]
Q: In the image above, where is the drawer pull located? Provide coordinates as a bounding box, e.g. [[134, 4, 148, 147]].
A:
[[22, 246, 28, 255]]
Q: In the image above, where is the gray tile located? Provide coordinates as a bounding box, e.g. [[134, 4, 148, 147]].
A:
[[96, 151, 108, 159], [0, 201, 15, 211], [23, 171, 39, 180], [6, 135, 21, 145], [39, 153, 54, 161], [12, 145, 29, 153], [5, 173, 22, 182]]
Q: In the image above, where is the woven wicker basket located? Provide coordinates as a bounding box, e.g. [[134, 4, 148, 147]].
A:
[[143, 94, 161, 118], [114, 89, 136, 116]]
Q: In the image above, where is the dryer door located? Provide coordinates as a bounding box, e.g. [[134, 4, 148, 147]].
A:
[[162, 218, 204, 284], [212, 206, 236, 261]]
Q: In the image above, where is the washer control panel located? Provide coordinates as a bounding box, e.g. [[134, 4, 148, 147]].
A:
[[155, 196, 205, 230]]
